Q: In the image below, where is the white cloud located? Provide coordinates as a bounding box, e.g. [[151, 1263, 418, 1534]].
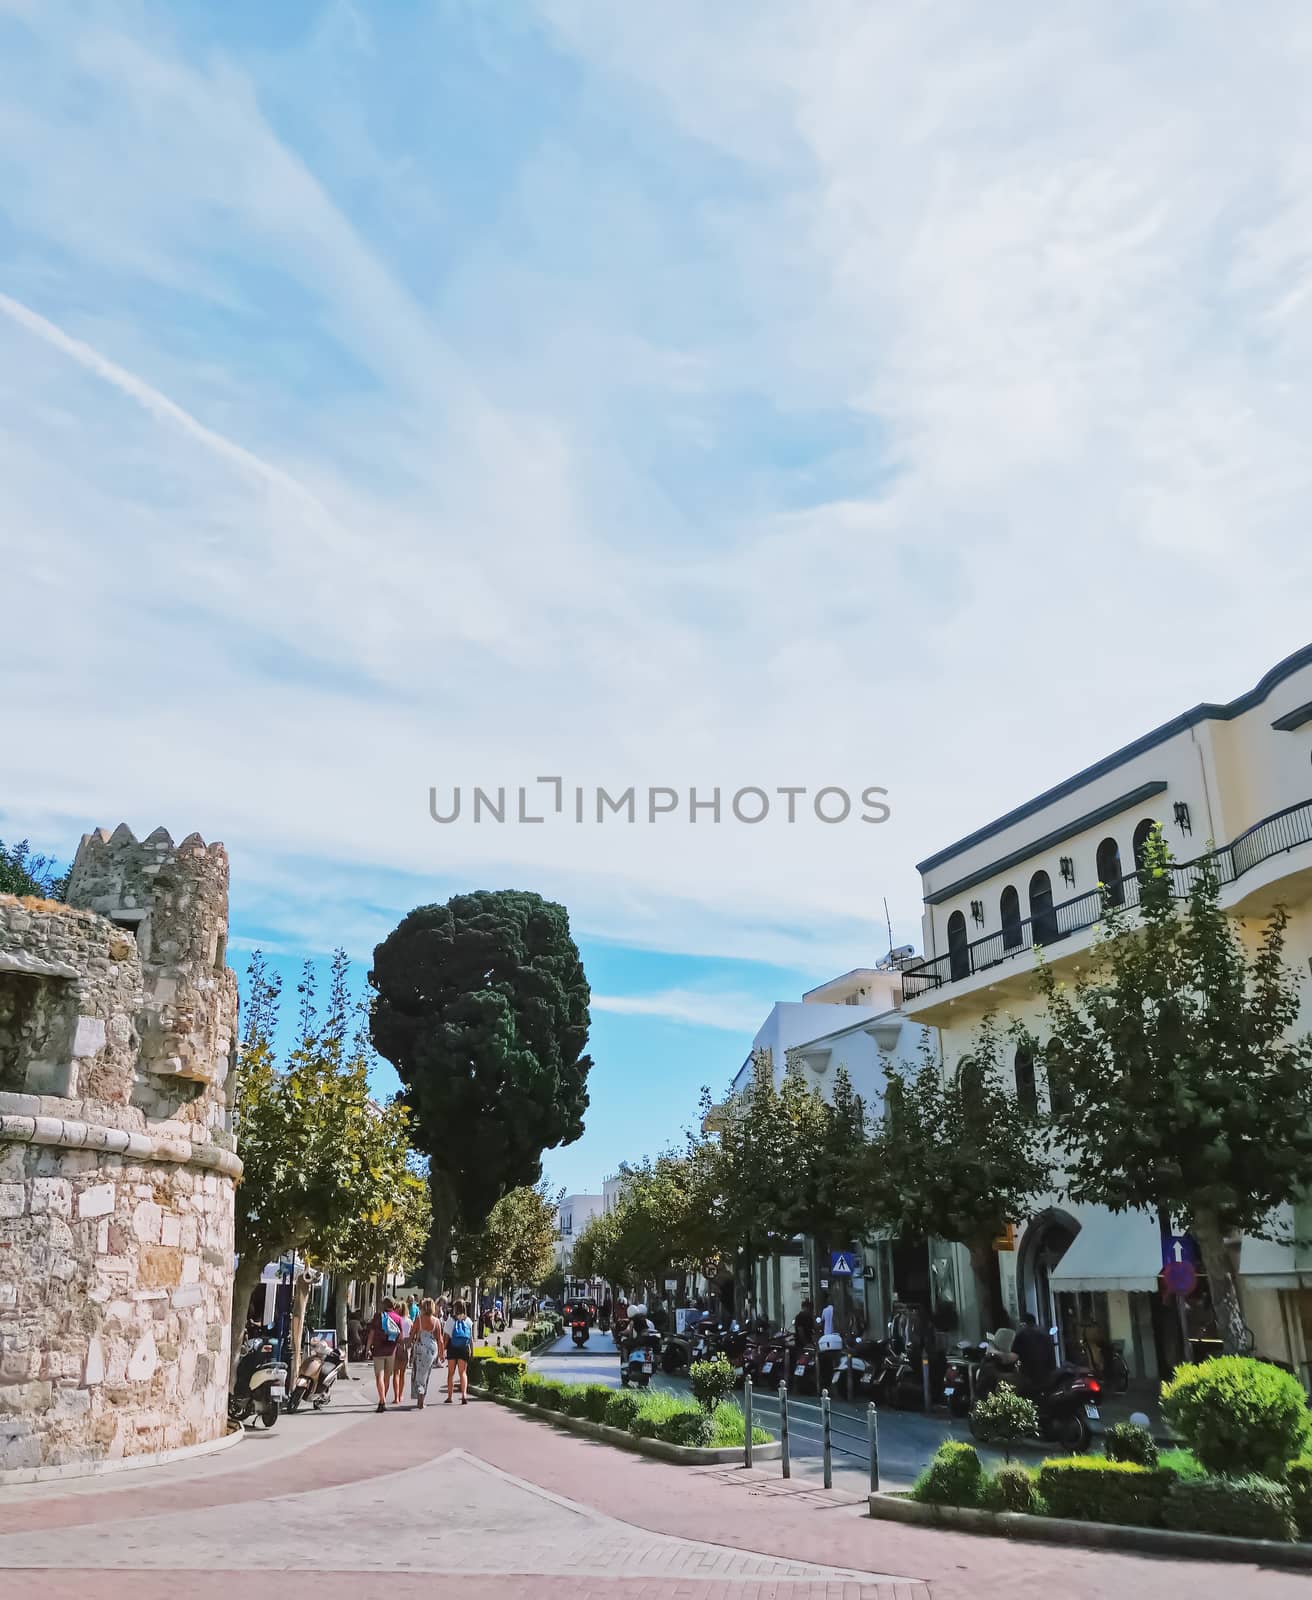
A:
[[591, 989, 768, 1033], [2, 2, 1309, 976]]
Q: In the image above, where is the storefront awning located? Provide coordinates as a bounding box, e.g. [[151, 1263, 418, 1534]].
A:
[[1047, 1207, 1162, 1294]]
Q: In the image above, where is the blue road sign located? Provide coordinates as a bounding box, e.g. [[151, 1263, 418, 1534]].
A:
[[1161, 1233, 1201, 1271], [830, 1251, 857, 1276]]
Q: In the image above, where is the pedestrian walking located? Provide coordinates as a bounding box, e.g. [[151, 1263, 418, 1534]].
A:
[[410, 1297, 443, 1408], [391, 1301, 413, 1404], [365, 1296, 404, 1412], [444, 1298, 475, 1405]]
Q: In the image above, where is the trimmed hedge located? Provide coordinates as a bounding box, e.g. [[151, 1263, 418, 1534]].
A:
[[1104, 1422, 1158, 1468], [468, 1350, 526, 1392], [982, 1464, 1043, 1515], [1163, 1474, 1297, 1543], [911, 1442, 984, 1508], [1286, 1456, 1312, 1539], [1037, 1457, 1174, 1528], [1161, 1357, 1312, 1479], [582, 1384, 613, 1424]]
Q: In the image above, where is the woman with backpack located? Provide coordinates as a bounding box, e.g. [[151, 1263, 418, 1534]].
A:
[[365, 1296, 405, 1413], [444, 1298, 474, 1405]]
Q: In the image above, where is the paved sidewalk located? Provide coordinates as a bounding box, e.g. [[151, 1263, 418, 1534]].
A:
[[1, 1386, 1306, 1599]]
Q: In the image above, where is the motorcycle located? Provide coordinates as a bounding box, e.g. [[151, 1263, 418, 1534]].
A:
[[754, 1330, 792, 1389], [834, 1334, 886, 1399], [570, 1313, 590, 1348], [972, 1331, 1102, 1452], [941, 1339, 988, 1418], [228, 1329, 285, 1427], [285, 1338, 344, 1413], [620, 1330, 661, 1388]]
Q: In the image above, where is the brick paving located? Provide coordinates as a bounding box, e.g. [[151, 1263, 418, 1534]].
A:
[[0, 1388, 1307, 1599]]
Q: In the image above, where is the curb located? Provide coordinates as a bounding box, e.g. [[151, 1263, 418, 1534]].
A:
[[866, 1491, 1312, 1569], [0, 1420, 243, 1487], [473, 1387, 782, 1466]]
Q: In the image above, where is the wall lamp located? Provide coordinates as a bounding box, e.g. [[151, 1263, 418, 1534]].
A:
[[970, 899, 985, 927], [1173, 801, 1192, 836], [1059, 856, 1075, 887]]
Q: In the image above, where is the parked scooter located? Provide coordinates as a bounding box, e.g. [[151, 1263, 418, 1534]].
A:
[[285, 1338, 344, 1412], [941, 1339, 988, 1418], [972, 1328, 1101, 1452], [754, 1329, 792, 1388], [834, 1333, 887, 1398], [228, 1329, 285, 1427]]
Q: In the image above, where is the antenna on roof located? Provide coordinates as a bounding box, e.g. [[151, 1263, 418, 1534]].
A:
[[883, 896, 894, 958]]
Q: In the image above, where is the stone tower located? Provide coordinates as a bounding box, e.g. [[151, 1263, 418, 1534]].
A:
[[0, 825, 241, 1479]]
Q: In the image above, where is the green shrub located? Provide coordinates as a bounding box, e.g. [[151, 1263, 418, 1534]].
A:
[[706, 1400, 769, 1447], [582, 1385, 612, 1424], [632, 1412, 662, 1438], [661, 1410, 716, 1448], [1037, 1457, 1174, 1527], [982, 1464, 1043, 1515], [530, 1378, 565, 1412], [970, 1387, 1038, 1461], [1160, 1357, 1312, 1479], [562, 1387, 591, 1417], [481, 1362, 523, 1398], [469, 1351, 526, 1389], [1286, 1456, 1312, 1538], [1104, 1421, 1158, 1468], [603, 1390, 642, 1431], [1158, 1448, 1207, 1483], [1164, 1475, 1297, 1543], [689, 1356, 737, 1413], [910, 1441, 985, 1507]]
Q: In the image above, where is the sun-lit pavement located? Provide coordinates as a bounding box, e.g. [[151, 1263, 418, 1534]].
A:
[[2, 1377, 1307, 1599]]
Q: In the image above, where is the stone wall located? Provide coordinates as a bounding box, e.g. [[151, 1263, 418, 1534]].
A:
[[0, 825, 241, 1477]]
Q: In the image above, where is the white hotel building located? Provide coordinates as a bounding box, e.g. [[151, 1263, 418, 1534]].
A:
[[900, 642, 1312, 1382]]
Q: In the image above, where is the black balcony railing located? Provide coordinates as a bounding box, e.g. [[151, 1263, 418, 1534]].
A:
[[902, 796, 1312, 1000]]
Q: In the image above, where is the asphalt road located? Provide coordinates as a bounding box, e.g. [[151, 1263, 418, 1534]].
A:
[[532, 1330, 1010, 1492]]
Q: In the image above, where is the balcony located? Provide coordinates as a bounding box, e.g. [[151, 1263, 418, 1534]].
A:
[[902, 797, 1312, 1001]]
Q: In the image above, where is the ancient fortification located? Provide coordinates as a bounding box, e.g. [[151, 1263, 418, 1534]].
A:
[[0, 825, 240, 1477]]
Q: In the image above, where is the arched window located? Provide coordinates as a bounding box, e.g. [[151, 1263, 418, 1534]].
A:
[[1096, 836, 1124, 907], [947, 910, 970, 981], [1000, 885, 1023, 949], [1029, 869, 1059, 945], [1132, 818, 1158, 874], [1014, 1045, 1038, 1117], [959, 1056, 985, 1123]]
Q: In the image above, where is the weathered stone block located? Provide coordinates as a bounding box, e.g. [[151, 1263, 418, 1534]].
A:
[[0, 1282, 17, 1311], [71, 1016, 107, 1057], [30, 1178, 72, 1217], [138, 1246, 182, 1289], [0, 1380, 52, 1414], [132, 1200, 162, 1242], [160, 1213, 181, 1247], [0, 1184, 24, 1219]]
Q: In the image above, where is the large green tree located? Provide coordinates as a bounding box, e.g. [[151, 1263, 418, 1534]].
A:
[[230, 952, 427, 1375], [452, 1182, 558, 1293], [869, 1019, 1051, 1329], [369, 890, 592, 1294], [1031, 826, 1312, 1352]]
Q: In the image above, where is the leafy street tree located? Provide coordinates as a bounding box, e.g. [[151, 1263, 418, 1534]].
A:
[[869, 1019, 1052, 1329], [230, 952, 429, 1375], [1031, 826, 1312, 1352], [570, 1206, 626, 1289], [369, 890, 593, 1294], [451, 1183, 558, 1300], [0, 838, 67, 899]]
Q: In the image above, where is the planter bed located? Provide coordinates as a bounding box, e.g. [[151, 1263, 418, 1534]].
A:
[[473, 1386, 782, 1467], [867, 1490, 1312, 1569]]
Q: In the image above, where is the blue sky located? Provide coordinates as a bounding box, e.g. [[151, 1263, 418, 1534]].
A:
[[3, 1, 1310, 1193]]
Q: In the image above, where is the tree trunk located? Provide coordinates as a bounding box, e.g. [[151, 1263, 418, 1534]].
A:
[[1192, 1207, 1248, 1355], [333, 1277, 351, 1377], [289, 1270, 313, 1378], [969, 1241, 1004, 1336], [228, 1254, 266, 1385], [422, 1166, 457, 1296]]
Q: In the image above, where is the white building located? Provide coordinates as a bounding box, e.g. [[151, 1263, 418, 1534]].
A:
[[900, 641, 1312, 1381], [554, 1191, 606, 1283], [727, 962, 934, 1336]]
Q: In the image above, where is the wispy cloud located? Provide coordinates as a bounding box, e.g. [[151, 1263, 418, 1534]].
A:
[[2, 0, 1309, 983], [591, 988, 769, 1034]]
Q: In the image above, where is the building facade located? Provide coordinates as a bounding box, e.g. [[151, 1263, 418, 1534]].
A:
[[0, 825, 240, 1478], [900, 642, 1312, 1381]]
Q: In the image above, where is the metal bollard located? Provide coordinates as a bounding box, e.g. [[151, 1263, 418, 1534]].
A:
[[868, 1402, 879, 1493], [744, 1377, 754, 1469], [779, 1381, 790, 1479], [921, 1355, 931, 1412], [822, 1389, 833, 1489]]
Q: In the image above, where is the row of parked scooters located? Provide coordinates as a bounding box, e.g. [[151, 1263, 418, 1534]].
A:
[[228, 1325, 347, 1429], [656, 1309, 1102, 1452]]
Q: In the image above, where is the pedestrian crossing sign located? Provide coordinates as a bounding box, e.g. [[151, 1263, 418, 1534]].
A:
[[830, 1251, 857, 1276]]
